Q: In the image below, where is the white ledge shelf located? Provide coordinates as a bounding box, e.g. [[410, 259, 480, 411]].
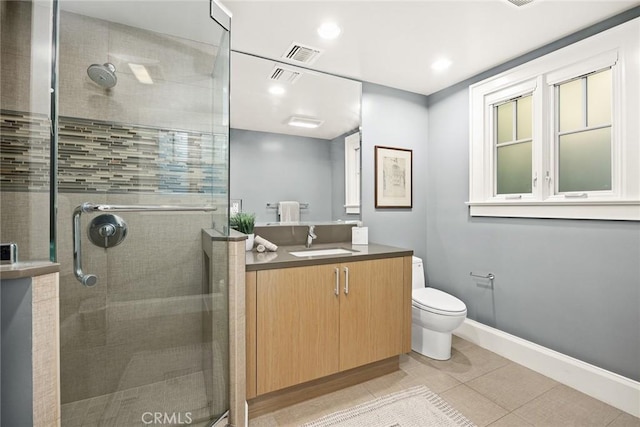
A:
[[467, 201, 640, 221]]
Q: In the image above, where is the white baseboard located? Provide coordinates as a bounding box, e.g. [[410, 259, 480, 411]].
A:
[[454, 319, 640, 418]]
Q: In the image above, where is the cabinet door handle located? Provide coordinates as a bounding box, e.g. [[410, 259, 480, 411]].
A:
[[334, 267, 340, 296], [344, 266, 349, 295]]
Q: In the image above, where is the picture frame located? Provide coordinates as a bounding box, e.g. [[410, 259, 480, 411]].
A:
[[374, 145, 413, 208]]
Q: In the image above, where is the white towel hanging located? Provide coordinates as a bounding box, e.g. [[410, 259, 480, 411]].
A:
[[278, 201, 300, 223]]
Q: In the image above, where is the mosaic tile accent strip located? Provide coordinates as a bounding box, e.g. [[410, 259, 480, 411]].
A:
[[0, 110, 51, 191], [0, 110, 228, 194]]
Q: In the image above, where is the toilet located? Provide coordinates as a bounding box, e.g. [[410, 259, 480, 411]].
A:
[[411, 256, 467, 360]]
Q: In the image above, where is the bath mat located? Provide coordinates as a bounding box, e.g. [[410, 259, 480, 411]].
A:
[[302, 385, 476, 427]]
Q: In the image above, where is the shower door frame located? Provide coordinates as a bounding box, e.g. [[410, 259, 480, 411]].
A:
[[51, 1, 233, 425]]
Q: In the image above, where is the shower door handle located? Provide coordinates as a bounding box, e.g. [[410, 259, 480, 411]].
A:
[[77, 202, 217, 214], [73, 202, 217, 287], [73, 205, 98, 287]]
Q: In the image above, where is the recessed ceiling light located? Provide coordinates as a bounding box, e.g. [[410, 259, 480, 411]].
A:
[[268, 85, 285, 96], [317, 22, 341, 40], [287, 116, 324, 129], [506, 0, 534, 6], [431, 58, 452, 72]]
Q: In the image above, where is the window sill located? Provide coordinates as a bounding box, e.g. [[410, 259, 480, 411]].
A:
[[345, 206, 360, 215], [467, 200, 640, 221]]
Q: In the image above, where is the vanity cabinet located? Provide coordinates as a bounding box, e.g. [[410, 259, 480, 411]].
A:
[[255, 264, 340, 395], [248, 256, 407, 396], [339, 258, 404, 371]]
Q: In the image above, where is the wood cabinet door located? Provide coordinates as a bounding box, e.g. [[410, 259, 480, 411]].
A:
[[339, 257, 404, 371], [256, 264, 340, 394]]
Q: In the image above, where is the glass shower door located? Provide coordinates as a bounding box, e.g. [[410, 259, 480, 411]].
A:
[[56, 1, 230, 425]]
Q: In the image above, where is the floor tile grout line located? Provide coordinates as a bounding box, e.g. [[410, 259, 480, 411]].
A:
[[508, 382, 624, 427], [605, 412, 629, 426], [456, 381, 514, 415], [249, 338, 639, 426], [461, 365, 559, 415], [485, 411, 530, 427], [453, 360, 513, 386]]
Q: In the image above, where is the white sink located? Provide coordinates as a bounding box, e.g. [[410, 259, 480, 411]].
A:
[[289, 248, 358, 257]]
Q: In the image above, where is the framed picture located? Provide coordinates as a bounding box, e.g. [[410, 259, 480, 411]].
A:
[[374, 146, 413, 208]]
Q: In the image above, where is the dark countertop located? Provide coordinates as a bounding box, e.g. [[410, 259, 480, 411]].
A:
[[0, 261, 60, 280], [246, 242, 413, 271], [202, 228, 248, 241]]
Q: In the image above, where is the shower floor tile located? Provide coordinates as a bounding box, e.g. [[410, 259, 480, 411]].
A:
[[61, 371, 212, 426]]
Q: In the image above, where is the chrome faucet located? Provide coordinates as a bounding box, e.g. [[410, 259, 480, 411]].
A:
[[305, 225, 317, 248]]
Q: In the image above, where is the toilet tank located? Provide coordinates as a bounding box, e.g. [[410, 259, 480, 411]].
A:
[[412, 256, 425, 289]]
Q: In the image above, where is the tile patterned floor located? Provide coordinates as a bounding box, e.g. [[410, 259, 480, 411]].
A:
[[249, 336, 640, 427]]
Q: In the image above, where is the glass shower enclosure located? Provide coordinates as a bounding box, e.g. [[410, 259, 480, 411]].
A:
[[1, 1, 231, 425]]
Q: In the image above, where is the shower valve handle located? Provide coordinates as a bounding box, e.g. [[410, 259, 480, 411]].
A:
[[72, 202, 217, 287]]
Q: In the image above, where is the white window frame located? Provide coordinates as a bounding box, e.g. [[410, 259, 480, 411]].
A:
[[484, 78, 541, 203], [492, 93, 535, 198], [468, 18, 640, 221], [344, 131, 361, 214], [547, 55, 619, 201]]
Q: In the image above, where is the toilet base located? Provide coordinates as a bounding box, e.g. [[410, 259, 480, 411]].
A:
[[411, 323, 453, 360]]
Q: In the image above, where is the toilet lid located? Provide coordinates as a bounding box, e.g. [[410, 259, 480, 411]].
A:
[[412, 287, 466, 314]]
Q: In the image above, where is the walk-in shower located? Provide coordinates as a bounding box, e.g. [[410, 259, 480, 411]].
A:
[[0, 1, 231, 425]]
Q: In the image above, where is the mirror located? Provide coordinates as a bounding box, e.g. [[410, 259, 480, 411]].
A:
[[230, 51, 361, 224]]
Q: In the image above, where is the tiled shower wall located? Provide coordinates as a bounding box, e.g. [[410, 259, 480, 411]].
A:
[[0, 0, 53, 260], [1, 3, 230, 411], [1, 110, 224, 194]]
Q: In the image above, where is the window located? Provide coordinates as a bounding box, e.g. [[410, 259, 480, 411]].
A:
[[344, 131, 361, 214], [495, 94, 533, 196], [555, 68, 612, 194], [469, 18, 639, 221]]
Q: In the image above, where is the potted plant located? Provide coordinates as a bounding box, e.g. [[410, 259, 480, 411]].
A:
[[230, 212, 256, 251]]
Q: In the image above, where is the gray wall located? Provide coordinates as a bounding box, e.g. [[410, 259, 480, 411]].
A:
[[361, 82, 429, 261], [423, 11, 640, 381], [1, 278, 33, 426], [357, 10, 640, 382], [230, 128, 333, 223], [427, 86, 640, 381]]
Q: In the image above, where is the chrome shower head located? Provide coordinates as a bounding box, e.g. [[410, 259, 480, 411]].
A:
[[87, 63, 117, 89]]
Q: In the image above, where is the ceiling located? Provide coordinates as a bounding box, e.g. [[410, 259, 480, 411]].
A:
[[223, 1, 639, 96], [59, 1, 639, 140], [231, 52, 361, 139]]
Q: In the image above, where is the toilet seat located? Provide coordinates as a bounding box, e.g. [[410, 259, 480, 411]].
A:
[[412, 287, 466, 316]]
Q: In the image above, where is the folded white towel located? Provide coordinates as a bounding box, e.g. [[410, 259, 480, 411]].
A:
[[278, 201, 300, 223], [255, 235, 278, 251], [256, 252, 278, 263]]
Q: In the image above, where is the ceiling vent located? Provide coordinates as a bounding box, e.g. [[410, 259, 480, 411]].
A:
[[506, 0, 534, 6], [269, 65, 302, 84], [282, 43, 323, 65]]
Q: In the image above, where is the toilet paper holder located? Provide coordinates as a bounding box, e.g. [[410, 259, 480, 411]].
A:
[[470, 272, 495, 280]]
